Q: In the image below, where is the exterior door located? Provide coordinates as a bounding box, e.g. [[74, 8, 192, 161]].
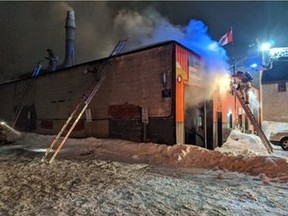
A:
[[217, 112, 223, 147]]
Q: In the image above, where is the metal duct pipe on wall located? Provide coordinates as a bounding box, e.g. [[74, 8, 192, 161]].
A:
[[63, 10, 76, 68]]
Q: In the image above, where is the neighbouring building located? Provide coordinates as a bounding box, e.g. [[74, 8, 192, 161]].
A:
[[261, 59, 288, 122]]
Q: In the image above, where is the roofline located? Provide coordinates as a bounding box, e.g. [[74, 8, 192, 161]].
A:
[[0, 40, 201, 87], [262, 80, 288, 85], [72, 40, 200, 66]]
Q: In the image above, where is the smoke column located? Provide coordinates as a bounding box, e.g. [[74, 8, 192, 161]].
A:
[[114, 8, 231, 103], [0, 2, 230, 90]]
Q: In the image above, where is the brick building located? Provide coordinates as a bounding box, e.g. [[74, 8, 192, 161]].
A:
[[261, 60, 288, 122], [0, 41, 260, 149]]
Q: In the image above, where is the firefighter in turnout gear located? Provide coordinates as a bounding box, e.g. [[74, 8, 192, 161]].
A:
[[232, 71, 253, 104], [45, 48, 59, 71]]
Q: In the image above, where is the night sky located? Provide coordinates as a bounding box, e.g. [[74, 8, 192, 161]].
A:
[[1, 1, 288, 81]]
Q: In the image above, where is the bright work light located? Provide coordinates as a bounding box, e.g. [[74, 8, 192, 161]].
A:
[[260, 42, 272, 51]]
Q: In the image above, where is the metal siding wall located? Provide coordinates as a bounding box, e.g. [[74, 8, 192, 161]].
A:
[[175, 45, 188, 123], [175, 45, 203, 145], [175, 46, 189, 144]]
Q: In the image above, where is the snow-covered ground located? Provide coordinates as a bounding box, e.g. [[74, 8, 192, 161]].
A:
[[0, 120, 288, 215]]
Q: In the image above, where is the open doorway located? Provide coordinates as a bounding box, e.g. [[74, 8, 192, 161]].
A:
[[217, 112, 223, 147], [184, 84, 207, 147], [184, 102, 205, 147]]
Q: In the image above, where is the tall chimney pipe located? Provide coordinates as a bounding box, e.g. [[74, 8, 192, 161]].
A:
[[63, 11, 76, 68]]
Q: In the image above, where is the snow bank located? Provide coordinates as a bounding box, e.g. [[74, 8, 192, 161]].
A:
[[3, 131, 287, 181], [0, 158, 149, 215], [215, 129, 268, 157], [1, 157, 287, 216], [262, 120, 288, 137], [2, 123, 288, 215]]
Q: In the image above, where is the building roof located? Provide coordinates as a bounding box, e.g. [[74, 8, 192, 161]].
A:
[[262, 60, 288, 84], [0, 40, 200, 87], [122, 40, 200, 59]]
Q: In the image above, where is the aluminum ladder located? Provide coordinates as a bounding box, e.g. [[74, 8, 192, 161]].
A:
[[11, 60, 44, 128], [41, 39, 128, 163], [232, 86, 273, 153]]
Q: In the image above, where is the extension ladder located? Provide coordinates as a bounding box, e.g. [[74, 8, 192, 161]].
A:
[[11, 60, 44, 127], [232, 86, 273, 153], [41, 39, 128, 163]]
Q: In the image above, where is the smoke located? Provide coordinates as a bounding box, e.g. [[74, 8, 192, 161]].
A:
[[0, 2, 75, 81], [59, 2, 74, 11], [184, 85, 204, 108], [73, 2, 117, 61], [0, 2, 230, 94], [0, 2, 115, 81], [50, 2, 74, 17], [249, 90, 260, 110], [114, 8, 231, 105], [113, 9, 154, 47]]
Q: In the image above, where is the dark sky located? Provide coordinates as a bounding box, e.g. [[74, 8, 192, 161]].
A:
[[1, 1, 288, 81]]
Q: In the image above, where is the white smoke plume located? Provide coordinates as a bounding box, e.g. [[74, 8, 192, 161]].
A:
[[249, 90, 260, 110], [113, 8, 231, 104], [113, 9, 154, 47], [0, 1, 231, 93]]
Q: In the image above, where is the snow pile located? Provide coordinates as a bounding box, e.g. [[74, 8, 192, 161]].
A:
[[215, 130, 269, 157], [1, 131, 288, 215], [0, 158, 149, 215], [1, 157, 287, 216], [2, 131, 287, 181], [262, 120, 288, 137]]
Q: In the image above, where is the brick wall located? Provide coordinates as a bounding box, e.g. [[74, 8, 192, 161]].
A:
[[87, 43, 174, 143], [0, 42, 175, 143], [88, 44, 173, 118]]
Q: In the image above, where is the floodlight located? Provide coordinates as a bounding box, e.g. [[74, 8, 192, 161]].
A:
[[260, 42, 272, 51]]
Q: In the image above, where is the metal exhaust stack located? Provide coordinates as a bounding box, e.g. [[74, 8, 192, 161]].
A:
[[63, 10, 76, 68]]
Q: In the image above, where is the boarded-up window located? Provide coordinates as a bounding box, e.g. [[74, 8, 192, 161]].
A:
[[278, 82, 286, 92], [109, 104, 141, 119], [40, 120, 53, 129]]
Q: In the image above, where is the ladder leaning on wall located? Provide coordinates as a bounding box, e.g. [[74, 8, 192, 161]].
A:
[[11, 60, 45, 128], [232, 86, 273, 154], [41, 38, 128, 163]]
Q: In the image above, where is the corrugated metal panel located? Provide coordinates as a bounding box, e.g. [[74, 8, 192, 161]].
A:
[[175, 45, 189, 124], [176, 45, 189, 79], [175, 45, 190, 144]]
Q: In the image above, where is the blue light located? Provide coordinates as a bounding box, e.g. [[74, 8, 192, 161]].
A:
[[250, 63, 258, 68], [208, 42, 218, 51]]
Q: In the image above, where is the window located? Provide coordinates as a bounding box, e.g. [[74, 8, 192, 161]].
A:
[[238, 114, 243, 127], [227, 113, 233, 128], [278, 82, 286, 92]]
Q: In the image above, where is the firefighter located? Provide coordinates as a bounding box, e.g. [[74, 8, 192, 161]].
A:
[[232, 71, 253, 104], [45, 48, 59, 71]]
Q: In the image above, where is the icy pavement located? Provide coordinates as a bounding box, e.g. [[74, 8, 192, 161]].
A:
[[0, 156, 287, 216], [1, 127, 288, 215]]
